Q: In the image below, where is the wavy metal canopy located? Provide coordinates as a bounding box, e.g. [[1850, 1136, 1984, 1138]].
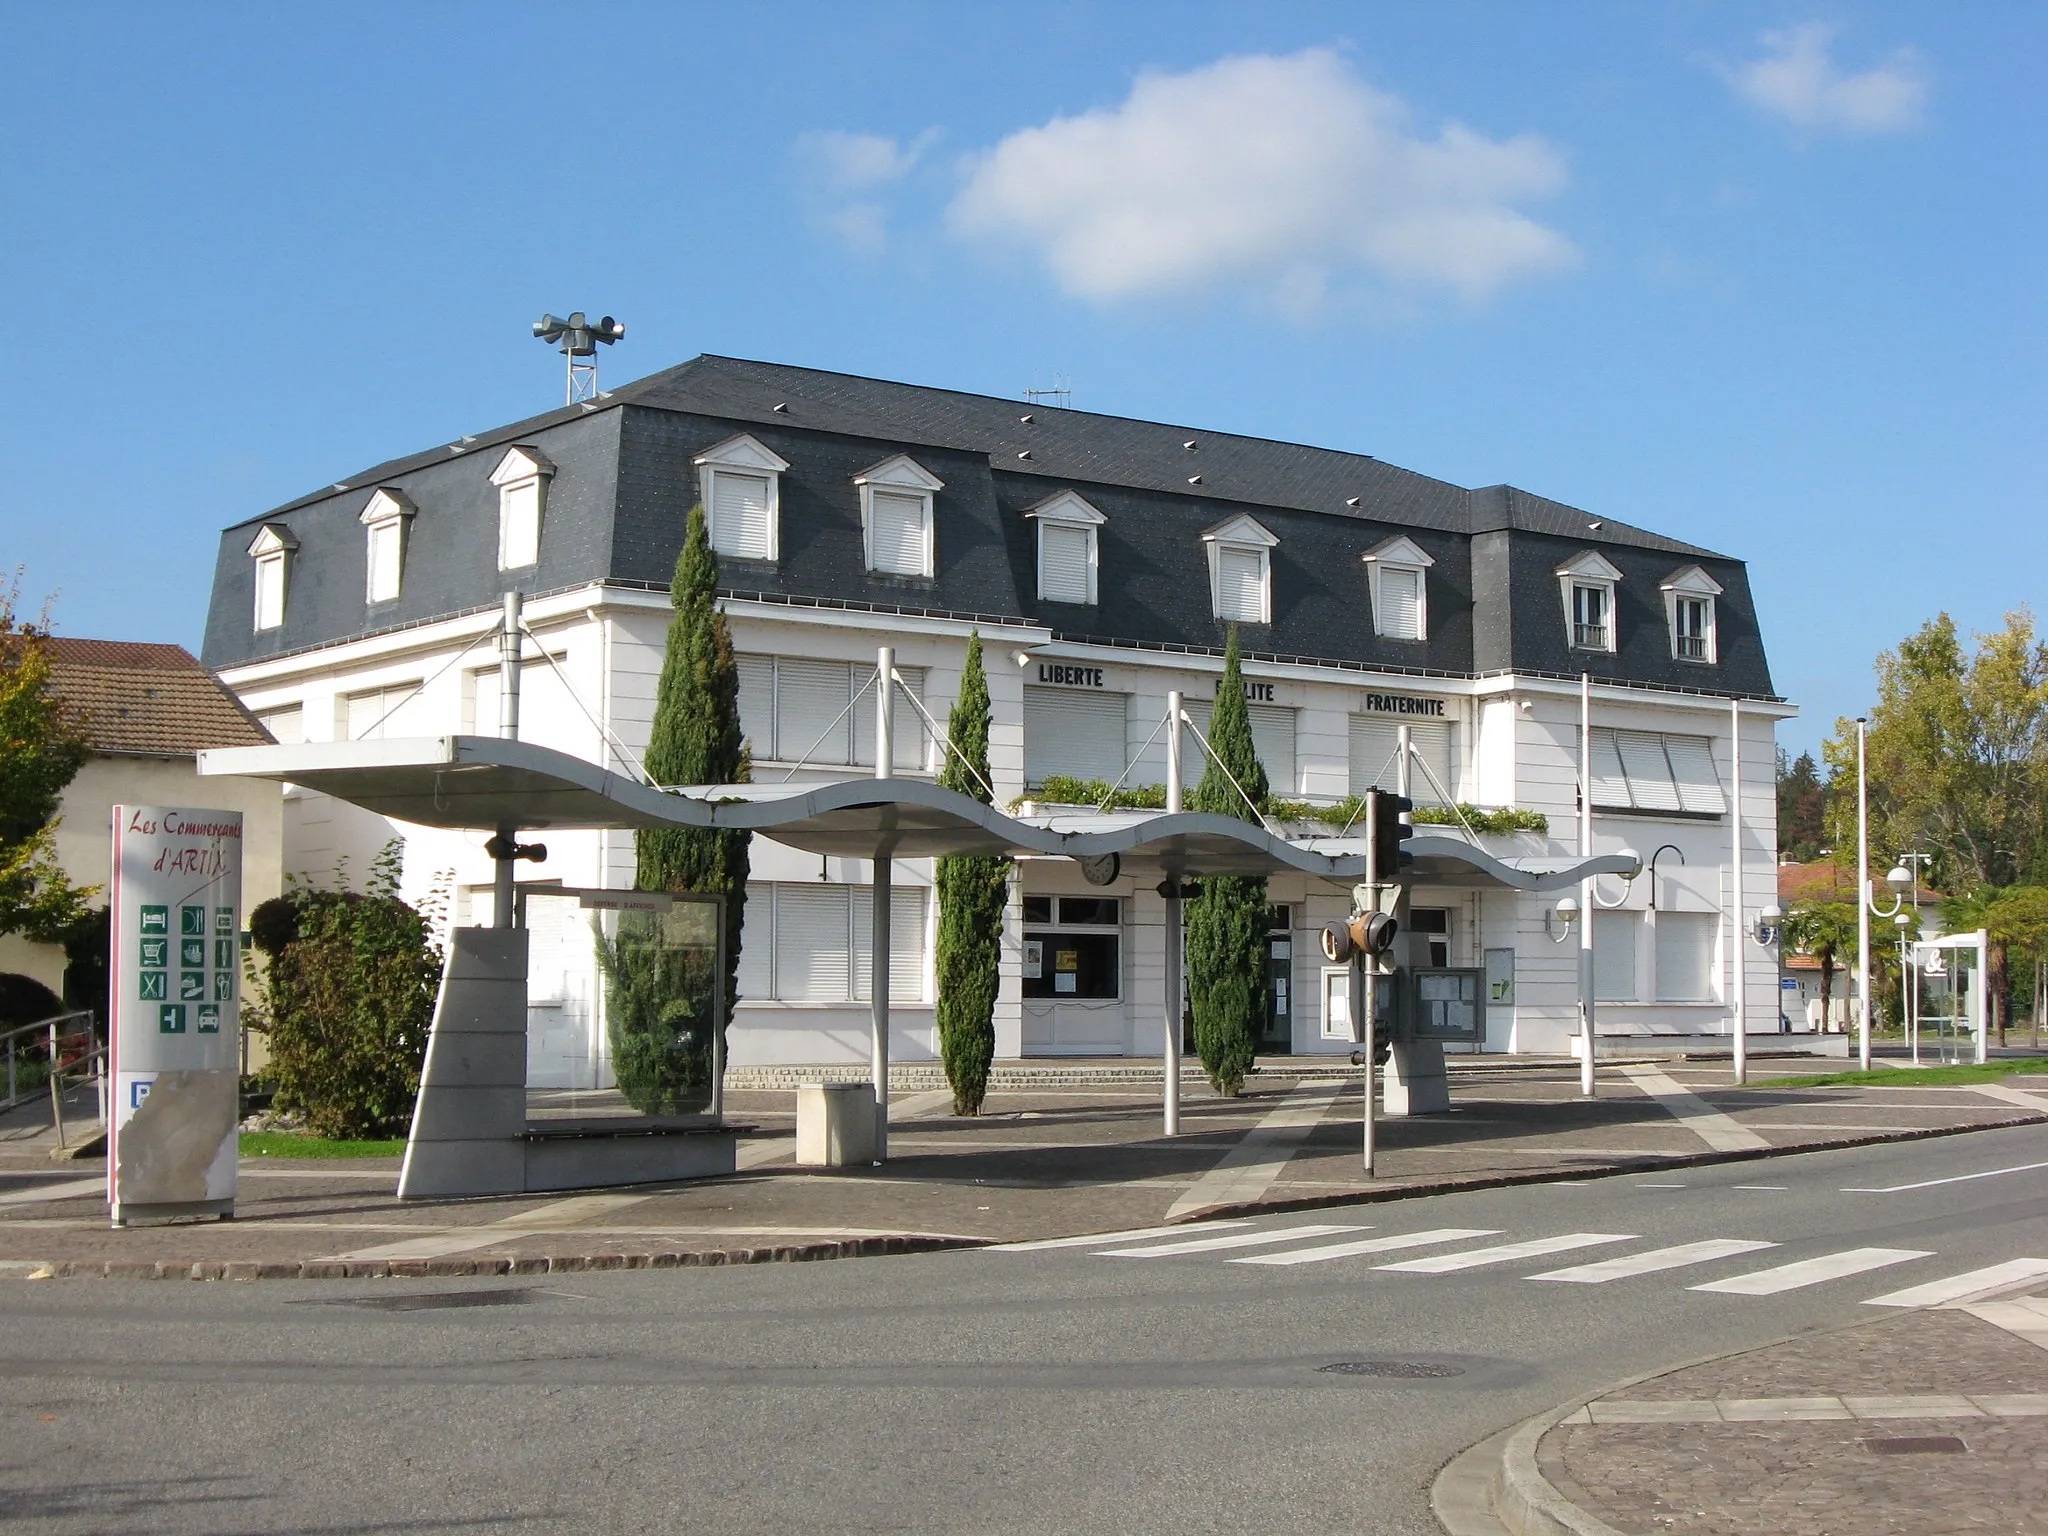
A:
[[198, 735, 1636, 891]]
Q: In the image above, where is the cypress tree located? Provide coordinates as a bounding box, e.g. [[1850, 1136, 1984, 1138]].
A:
[[933, 632, 1008, 1115], [615, 505, 751, 1110], [1185, 626, 1270, 1097]]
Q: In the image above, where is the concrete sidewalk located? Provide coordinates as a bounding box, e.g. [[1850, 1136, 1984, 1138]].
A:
[[2, 1055, 2044, 1281], [1437, 1287, 2048, 1535]]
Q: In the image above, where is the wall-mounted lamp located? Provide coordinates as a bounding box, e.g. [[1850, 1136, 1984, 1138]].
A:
[[1752, 902, 1783, 947], [1547, 895, 1580, 943], [1012, 649, 1043, 669]]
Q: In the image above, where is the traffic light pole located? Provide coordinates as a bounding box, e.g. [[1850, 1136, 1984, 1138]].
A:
[[1361, 788, 1378, 1179]]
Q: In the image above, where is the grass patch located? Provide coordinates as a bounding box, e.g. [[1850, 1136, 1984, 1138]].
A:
[[1758, 1056, 2048, 1089], [239, 1132, 406, 1158]]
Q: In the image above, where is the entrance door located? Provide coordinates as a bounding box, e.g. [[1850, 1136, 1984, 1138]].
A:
[[1260, 904, 1293, 1054]]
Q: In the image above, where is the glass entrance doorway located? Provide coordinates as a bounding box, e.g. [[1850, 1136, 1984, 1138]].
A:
[[1260, 905, 1293, 1053]]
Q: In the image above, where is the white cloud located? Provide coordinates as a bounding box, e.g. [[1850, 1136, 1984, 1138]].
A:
[[945, 49, 1577, 313], [793, 129, 936, 255], [1725, 23, 1926, 135]]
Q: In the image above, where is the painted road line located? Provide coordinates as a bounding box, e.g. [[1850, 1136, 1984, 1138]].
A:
[[1691, 1246, 1932, 1296], [1864, 1258, 2048, 1308], [1099, 1223, 1368, 1258], [1163, 1084, 1344, 1220], [1529, 1238, 1779, 1284], [0, 1177, 108, 1208], [1619, 1064, 1771, 1153], [1376, 1232, 1635, 1274], [1232, 1227, 1501, 1267], [1730, 1185, 1787, 1191], [987, 1221, 1251, 1253], [1844, 1158, 2048, 1193]]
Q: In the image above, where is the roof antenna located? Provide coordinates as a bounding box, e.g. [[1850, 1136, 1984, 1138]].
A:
[[533, 312, 626, 405], [1023, 373, 1072, 411]]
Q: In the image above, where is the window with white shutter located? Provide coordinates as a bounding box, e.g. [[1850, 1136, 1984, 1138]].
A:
[[1595, 911, 1639, 1001], [1038, 523, 1093, 604], [868, 490, 929, 575], [1216, 548, 1267, 623], [1187, 698, 1297, 795], [1588, 728, 1726, 816], [735, 654, 775, 761], [491, 446, 552, 572], [1348, 716, 1455, 800], [1377, 566, 1421, 639], [1655, 912, 1716, 1001], [1024, 688, 1128, 786], [773, 658, 855, 766], [710, 471, 773, 560], [341, 682, 423, 741], [747, 883, 930, 1003], [256, 704, 303, 744], [358, 488, 414, 604]]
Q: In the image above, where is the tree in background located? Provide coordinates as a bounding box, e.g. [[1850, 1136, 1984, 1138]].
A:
[[1185, 627, 1270, 1096], [0, 578, 92, 942], [1938, 885, 2048, 1046], [1775, 747, 1828, 864], [615, 506, 752, 1113], [1781, 894, 1858, 1032], [934, 632, 1007, 1115], [246, 843, 439, 1139], [1825, 610, 2048, 1037]]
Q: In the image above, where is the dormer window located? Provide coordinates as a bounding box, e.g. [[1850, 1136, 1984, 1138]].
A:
[[854, 454, 943, 577], [1660, 565, 1722, 664], [695, 433, 790, 562], [1556, 549, 1623, 654], [490, 445, 554, 571], [1363, 535, 1433, 641], [1202, 513, 1277, 625], [359, 488, 415, 604], [247, 523, 297, 632], [1026, 490, 1105, 606]]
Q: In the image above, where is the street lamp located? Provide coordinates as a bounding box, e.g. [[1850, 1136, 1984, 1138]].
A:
[[1547, 895, 1580, 943], [1753, 902, 1783, 947], [1894, 909, 1917, 1064], [1854, 719, 1914, 1072]]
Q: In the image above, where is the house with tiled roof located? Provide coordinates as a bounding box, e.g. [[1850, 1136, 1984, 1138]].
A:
[[201, 353, 1793, 1072], [0, 641, 284, 1016]]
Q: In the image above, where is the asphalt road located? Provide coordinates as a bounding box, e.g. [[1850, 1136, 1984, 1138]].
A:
[[3, 1123, 2046, 1535]]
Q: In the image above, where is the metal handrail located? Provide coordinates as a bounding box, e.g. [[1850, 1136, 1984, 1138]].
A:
[[49, 1031, 108, 1152], [0, 1010, 95, 1114]]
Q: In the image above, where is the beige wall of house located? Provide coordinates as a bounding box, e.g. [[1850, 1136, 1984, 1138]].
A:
[[50, 756, 284, 910]]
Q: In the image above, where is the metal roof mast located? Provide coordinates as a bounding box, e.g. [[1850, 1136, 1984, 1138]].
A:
[[533, 311, 626, 405]]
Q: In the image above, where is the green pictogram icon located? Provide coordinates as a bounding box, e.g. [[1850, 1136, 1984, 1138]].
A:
[[181, 938, 206, 968], [181, 905, 207, 937], [214, 937, 235, 969], [139, 970, 166, 1001], [180, 972, 205, 1002], [196, 1004, 221, 1034], [140, 905, 168, 935], [213, 969, 233, 1001], [140, 938, 168, 968], [215, 906, 234, 934], [159, 1004, 186, 1034]]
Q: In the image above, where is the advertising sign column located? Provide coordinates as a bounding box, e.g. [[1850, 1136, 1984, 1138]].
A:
[[110, 806, 242, 1225]]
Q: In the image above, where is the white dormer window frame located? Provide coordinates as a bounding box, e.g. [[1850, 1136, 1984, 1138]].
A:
[[490, 445, 555, 572], [247, 523, 298, 632], [359, 487, 416, 605], [694, 432, 791, 562], [1660, 565, 1723, 665], [1556, 549, 1623, 654], [1362, 534, 1434, 641], [853, 454, 944, 577], [1202, 513, 1278, 625], [1025, 489, 1106, 606]]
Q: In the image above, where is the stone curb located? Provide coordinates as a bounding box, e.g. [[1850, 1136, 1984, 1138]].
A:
[[1430, 1312, 1915, 1536], [7, 1233, 982, 1282], [1180, 1109, 2048, 1225]]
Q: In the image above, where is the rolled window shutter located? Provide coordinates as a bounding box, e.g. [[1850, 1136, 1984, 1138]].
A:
[[852, 664, 928, 769], [735, 655, 775, 761], [712, 471, 773, 560], [1664, 734, 1727, 814], [1594, 912, 1638, 1000], [1378, 567, 1420, 638], [1617, 730, 1683, 812], [1216, 549, 1264, 621], [869, 491, 928, 575], [367, 521, 402, 602], [852, 885, 929, 1003], [775, 660, 853, 766], [1655, 912, 1715, 1001], [1023, 688, 1129, 786], [1407, 720, 1454, 800], [1039, 524, 1092, 603], [500, 480, 540, 569], [1247, 704, 1297, 795], [734, 886, 772, 1002], [1589, 728, 1632, 809], [772, 885, 852, 1002], [1348, 717, 1400, 794]]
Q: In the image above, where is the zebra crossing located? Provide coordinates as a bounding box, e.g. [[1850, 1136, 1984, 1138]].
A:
[[985, 1220, 2048, 1308]]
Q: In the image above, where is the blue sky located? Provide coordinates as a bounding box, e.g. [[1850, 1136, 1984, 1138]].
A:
[[3, 2, 2040, 757]]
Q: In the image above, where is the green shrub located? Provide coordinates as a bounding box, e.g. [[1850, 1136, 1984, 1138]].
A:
[[593, 911, 717, 1116], [1018, 777, 1168, 811], [935, 632, 1007, 1116], [1268, 798, 1549, 837], [246, 848, 439, 1140]]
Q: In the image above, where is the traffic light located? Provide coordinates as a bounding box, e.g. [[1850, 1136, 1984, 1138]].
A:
[[1319, 910, 1399, 964], [1372, 791, 1414, 877]]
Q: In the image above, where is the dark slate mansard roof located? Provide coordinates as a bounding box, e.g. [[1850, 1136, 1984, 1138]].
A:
[[202, 355, 1777, 700]]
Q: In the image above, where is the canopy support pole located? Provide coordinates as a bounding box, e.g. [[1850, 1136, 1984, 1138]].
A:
[[1163, 691, 1183, 1137], [871, 646, 895, 1163]]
